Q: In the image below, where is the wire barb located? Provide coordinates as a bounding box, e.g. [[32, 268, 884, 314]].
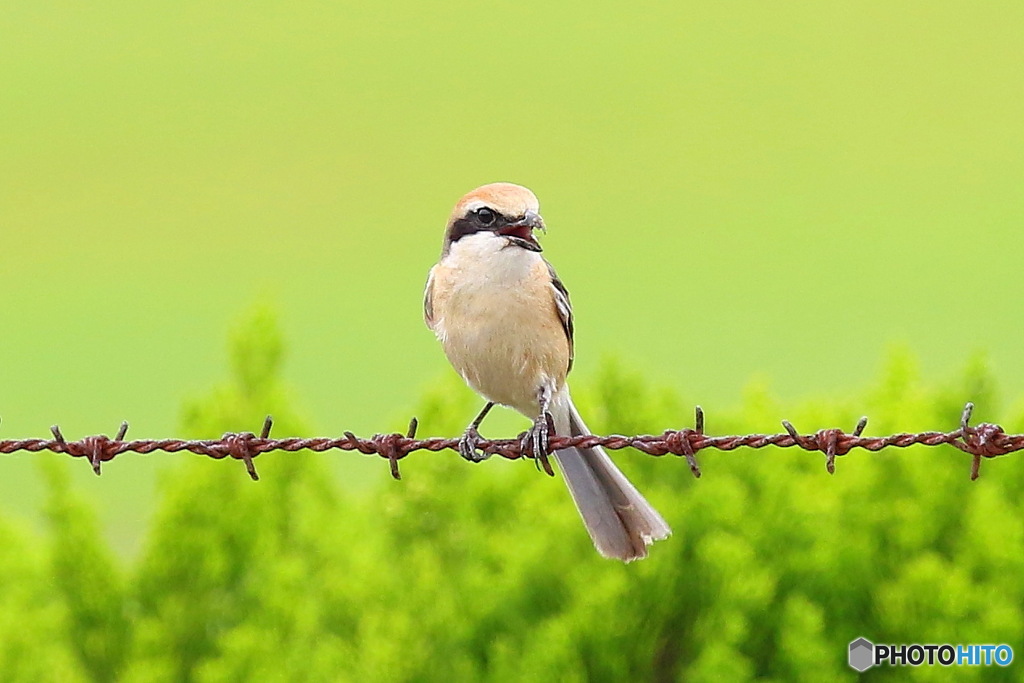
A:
[[2, 404, 1020, 482], [955, 401, 1012, 480], [220, 420, 266, 481], [47, 423, 130, 475]]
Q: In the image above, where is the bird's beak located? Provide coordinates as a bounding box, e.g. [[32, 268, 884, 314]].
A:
[[497, 209, 545, 252]]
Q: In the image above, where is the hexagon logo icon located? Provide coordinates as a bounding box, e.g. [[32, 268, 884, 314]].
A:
[[849, 637, 874, 672]]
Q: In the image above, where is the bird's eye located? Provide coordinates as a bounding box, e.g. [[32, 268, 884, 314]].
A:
[[475, 207, 496, 226]]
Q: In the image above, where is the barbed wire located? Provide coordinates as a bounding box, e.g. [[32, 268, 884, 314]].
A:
[[0, 403, 1018, 482]]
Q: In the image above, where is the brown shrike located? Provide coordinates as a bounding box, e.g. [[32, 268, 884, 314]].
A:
[[424, 182, 670, 561]]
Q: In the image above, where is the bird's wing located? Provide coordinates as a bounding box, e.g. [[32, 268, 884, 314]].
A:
[[423, 266, 436, 329], [547, 261, 575, 374]]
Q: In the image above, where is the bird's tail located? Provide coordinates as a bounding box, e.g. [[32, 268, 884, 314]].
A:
[[550, 389, 671, 561]]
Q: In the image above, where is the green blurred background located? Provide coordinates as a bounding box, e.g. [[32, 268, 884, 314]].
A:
[[3, 0, 1022, 547], [1, 2, 1024, 679]]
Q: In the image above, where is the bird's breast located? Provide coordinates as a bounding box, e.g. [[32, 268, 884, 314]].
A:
[[428, 234, 570, 414]]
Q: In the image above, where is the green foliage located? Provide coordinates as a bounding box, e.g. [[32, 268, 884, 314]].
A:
[[181, 305, 308, 439], [7, 312, 1023, 681], [124, 307, 351, 682], [0, 517, 85, 682], [41, 460, 129, 681]]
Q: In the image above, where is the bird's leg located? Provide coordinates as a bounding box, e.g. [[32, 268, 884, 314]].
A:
[[459, 402, 495, 462], [521, 386, 556, 476]]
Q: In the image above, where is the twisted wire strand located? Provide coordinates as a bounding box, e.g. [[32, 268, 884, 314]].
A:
[[0, 403, 1016, 482]]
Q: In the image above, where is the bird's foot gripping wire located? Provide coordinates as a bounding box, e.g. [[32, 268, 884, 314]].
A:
[[458, 425, 490, 462], [521, 411, 556, 477], [458, 402, 495, 462]]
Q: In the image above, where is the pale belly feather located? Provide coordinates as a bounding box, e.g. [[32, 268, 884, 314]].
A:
[[429, 234, 570, 417]]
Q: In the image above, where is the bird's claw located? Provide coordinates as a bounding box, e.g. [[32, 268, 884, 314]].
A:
[[521, 412, 556, 476], [458, 426, 490, 462]]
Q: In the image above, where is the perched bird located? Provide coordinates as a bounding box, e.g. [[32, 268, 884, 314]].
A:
[[423, 182, 671, 561]]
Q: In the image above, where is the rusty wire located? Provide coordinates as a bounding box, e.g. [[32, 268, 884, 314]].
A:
[[0, 403, 1018, 482]]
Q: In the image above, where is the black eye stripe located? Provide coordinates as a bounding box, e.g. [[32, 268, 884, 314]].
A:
[[447, 207, 510, 244]]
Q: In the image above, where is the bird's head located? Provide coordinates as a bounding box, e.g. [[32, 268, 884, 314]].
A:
[[443, 182, 545, 254]]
